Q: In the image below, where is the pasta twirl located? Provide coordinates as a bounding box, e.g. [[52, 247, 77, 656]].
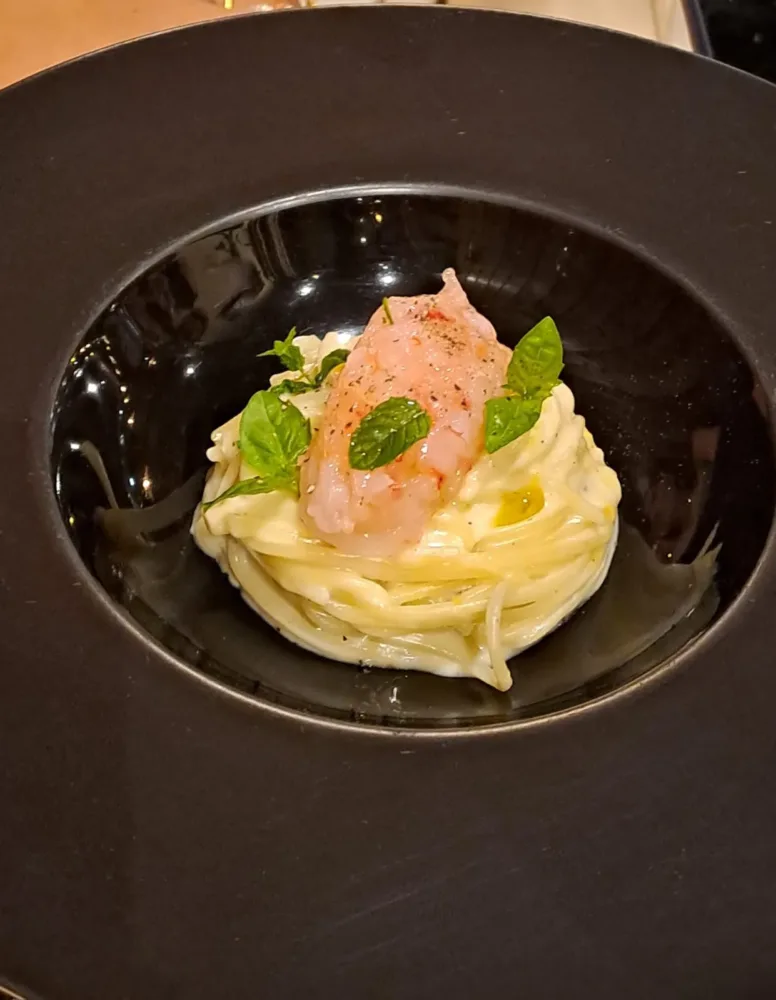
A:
[[193, 309, 621, 691]]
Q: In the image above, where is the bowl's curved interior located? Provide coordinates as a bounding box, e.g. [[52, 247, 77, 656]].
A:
[[50, 193, 775, 729]]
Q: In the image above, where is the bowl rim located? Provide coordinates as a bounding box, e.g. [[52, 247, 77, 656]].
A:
[[3, 4, 776, 720], [4, 5, 776, 736], [5, 10, 776, 996], [43, 181, 776, 738]]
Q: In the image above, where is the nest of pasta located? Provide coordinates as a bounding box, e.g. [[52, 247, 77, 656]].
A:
[[193, 273, 620, 691]]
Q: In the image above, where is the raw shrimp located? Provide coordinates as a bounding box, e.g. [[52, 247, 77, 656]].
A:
[[299, 268, 511, 555]]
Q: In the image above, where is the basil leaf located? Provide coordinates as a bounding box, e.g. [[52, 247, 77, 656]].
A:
[[259, 327, 305, 372], [315, 348, 350, 385], [349, 397, 431, 471], [271, 377, 315, 396], [201, 474, 292, 512], [239, 389, 311, 484], [271, 348, 351, 397], [506, 317, 563, 397], [484, 396, 543, 454], [485, 317, 563, 453]]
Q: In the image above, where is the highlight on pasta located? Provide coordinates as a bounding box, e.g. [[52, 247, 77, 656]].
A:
[[192, 269, 621, 691]]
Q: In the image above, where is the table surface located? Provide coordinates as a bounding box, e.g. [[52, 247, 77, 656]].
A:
[[0, 0, 232, 90], [2, 1, 775, 91], [4, 1, 773, 92]]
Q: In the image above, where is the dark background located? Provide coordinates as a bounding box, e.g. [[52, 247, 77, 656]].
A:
[[701, 0, 776, 80]]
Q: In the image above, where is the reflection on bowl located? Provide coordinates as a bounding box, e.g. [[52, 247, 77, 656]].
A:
[[50, 193, 775, 730]]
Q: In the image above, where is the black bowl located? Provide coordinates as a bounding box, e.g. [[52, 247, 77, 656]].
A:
[[50, 191, 773, 729], [5, 10, 776, 1000]]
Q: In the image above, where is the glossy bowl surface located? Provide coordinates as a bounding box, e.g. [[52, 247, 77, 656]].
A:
[[3, 9, 776, 1000], [51, 192, 773, 728]]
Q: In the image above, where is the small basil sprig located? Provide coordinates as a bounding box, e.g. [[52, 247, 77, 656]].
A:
[[315, 348, 350, 385], [349, 397, 431, 471], [505, 317, 563, 396], [271, 377, 314, 397], [202, 389, 310, 511], [201, 474, 289, 512], [271, 347, 351, 397], [484, 317, 564, 454], [485, 396, 544, 454], [259, 326, 305, 372], [239, 389, 311, 477]]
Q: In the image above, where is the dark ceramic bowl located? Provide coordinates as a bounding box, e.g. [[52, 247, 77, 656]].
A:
[[3, 9, 776, 1000], [50, 192, 772, 729]]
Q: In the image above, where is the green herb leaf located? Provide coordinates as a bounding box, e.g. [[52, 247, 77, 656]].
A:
[[258, 327, 306, 372], [205, 385, 312, 510], [506, 317, 563, 398], [201, 474, 293, 512], [485, 317, 564, 453], [382, 297, 394, 325], [349, 396, 431, 471], [315, 348, 350, 385], [270, 348, 351, 397], [239, 389, 311, 485], [271, 377, 314, 396], [484, 396, 544, 454]]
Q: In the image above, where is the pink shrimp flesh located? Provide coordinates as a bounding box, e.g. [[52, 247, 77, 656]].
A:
[[299, 268, 510, 556]]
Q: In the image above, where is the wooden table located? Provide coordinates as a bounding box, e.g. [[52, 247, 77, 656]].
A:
[[0, 0, 236, 90]]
